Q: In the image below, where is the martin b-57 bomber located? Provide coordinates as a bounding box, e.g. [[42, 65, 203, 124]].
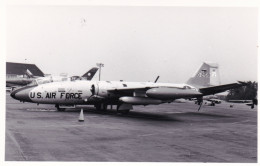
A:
[[11, 62, 247, 114]]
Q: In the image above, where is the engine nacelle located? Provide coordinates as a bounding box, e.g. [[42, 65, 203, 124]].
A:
[[146, 87, 202, 100]]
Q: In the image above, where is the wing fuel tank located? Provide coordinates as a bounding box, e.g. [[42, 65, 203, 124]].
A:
[[146, 87, 202, 100], [119, 96, 163, 105]]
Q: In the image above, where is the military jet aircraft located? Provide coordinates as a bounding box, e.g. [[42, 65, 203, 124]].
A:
[[10, 63, 247, 113], [6, 67, 99, 91], [27, 67, 99, 85]]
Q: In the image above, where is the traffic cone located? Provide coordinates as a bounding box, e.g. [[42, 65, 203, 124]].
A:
[[78, 108, 84, 122]]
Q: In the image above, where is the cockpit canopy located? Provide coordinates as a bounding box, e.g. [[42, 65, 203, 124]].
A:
[[70, 76, 83, 81]]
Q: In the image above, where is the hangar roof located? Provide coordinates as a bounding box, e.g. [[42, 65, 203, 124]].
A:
[[6, 62, 44, 77]]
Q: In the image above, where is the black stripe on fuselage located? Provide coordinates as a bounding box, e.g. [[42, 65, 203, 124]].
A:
[[10, 85, 38, 100]]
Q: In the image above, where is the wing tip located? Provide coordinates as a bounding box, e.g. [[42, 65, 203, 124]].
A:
[[237, 81, 248, 86]]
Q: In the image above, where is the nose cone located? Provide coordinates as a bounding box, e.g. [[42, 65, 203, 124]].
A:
[[10, 86, 35, 102]]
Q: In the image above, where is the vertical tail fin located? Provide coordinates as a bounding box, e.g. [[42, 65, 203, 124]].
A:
[[24, 69, 34, 78], [186, 62, 221, 88], [82, 67, 99, 80]]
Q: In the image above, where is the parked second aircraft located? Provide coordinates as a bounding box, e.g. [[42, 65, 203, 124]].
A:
[[6, 67, 98, 91]]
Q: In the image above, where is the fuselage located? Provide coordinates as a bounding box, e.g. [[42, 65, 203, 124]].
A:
[[11, 80, 199, 105]]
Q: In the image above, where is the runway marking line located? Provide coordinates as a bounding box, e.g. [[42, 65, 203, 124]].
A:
[[138, 133, 156, 137], [6, 130, 28, 161], [32, 123, 120, 130], [26, 109, 56, 112], [138, 131, 176, 137], [229, 119, 253, 125], [165, 112, 184, 114]]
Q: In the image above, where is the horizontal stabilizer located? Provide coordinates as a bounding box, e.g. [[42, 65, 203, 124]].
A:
[[199, 82, 247, 96], [25, 69, 35, 78]]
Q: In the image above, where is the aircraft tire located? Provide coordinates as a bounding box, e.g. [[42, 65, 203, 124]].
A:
[[57, 108, 65, 111], [117, 109, 130, 115], [101, 104, 107, 111], [55, 104, 65, 111], [95, 104, 107, 111], [95, 104, 101, 111]]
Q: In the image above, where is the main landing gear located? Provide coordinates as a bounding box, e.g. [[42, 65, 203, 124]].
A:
[[94, 103, 107, 111], [197, 98, 203, 111], [94, 103, 131, 115], [210, 102, 215, 106]]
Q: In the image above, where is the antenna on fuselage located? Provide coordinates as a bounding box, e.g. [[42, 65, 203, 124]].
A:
[[154, 76, 160, 83]]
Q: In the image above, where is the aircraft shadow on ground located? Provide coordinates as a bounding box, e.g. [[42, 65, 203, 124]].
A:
[[63, 108, 182, 122], [24, 107, 232, 122], [68, 108, 233, 121]]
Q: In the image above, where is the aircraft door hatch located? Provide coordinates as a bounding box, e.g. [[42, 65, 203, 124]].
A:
[[91, 84, 95, 96]]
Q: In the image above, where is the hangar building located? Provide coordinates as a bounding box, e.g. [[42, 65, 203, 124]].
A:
[[6, 62, 44, 79]]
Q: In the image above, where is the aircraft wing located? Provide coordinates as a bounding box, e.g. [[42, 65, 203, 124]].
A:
[[107, 82, 247, 101], [107, 86, 154, 95], [199, 82, 247, 96], [108, 86, 202, 100]]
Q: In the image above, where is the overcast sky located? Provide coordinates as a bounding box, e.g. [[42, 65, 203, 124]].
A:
[[6, 6, 258, 84]]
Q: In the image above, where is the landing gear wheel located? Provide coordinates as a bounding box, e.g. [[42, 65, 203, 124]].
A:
[[117, 109, 130, 115], [101, 104, 107, 111], [57, 108, 65, 111], [95, 104, 107, 112], [55, 104, 65, 111], [95, 104, 101, 110]]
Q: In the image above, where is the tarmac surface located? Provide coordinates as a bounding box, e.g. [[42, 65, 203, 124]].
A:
[[5, 93, 257, 162]]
